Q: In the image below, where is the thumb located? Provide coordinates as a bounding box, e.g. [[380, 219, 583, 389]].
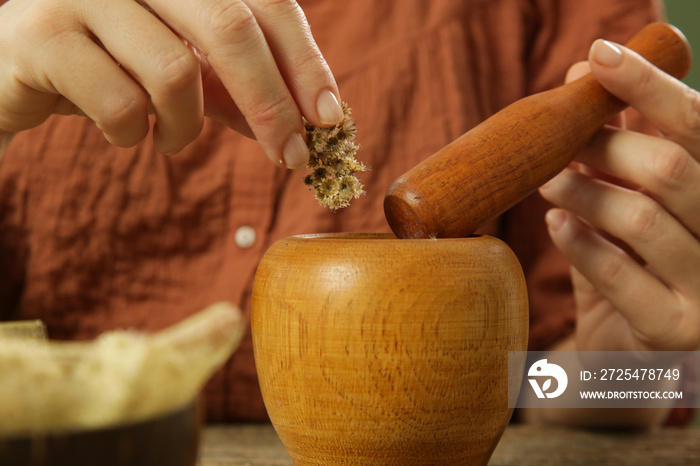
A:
[[565, 61, 590, 84], [566, 55, 626, 129]]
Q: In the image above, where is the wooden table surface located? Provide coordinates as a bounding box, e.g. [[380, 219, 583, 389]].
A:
[[199, 423, 700, 466]]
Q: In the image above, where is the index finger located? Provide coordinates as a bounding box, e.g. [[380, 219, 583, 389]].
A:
[[243, 0, 344, 128], [588, 39, 700, 156], [146, 0, 309, 168]]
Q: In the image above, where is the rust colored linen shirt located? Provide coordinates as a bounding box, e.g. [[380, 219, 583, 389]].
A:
[[2, 0, 686, 423]]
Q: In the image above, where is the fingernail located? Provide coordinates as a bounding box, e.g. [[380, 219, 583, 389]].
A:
[[283, 132, 309, 169], [539, 178, 554, 193], [316, 90, 344, 125], [539, 175, 562, 195], [591, 39, 623, 68], [545, 209, 567, 232]]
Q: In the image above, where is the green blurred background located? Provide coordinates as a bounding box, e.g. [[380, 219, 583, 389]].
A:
[[665, 0, 699, 89]]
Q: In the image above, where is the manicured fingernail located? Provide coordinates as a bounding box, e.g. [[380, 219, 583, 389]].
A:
[[316, 90, 344, 125], [283, 132, 309, 169], [591, 39, 623, 68], [545, 209, 567, 232]]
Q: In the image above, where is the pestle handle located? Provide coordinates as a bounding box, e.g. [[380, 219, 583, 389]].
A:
[[384, 22, 692, 239]]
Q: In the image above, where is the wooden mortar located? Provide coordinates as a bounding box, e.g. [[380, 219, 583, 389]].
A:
[[251, 21, 689, 466], [252, 234, 528, 465], [384, 22, 692, 239]]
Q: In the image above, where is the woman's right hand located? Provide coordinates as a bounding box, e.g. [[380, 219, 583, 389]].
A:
[[0, 0, 343, 167]]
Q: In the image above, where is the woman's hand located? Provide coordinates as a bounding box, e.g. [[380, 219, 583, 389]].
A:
[[539, 39, 700, 354], [0, 0, 343, 167]]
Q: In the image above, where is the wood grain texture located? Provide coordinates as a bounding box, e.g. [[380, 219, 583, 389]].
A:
[[251, 234, 529, 465], [384, 22, 692, 239], [198, 424, 700, 466]]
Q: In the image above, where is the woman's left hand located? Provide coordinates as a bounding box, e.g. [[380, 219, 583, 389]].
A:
[[539, 38, 700, 353]]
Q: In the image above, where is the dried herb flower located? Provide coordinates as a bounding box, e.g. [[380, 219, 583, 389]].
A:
[[303, 103, 367, 210]]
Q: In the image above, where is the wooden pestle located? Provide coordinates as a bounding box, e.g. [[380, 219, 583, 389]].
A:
[[384, 22, 692, 239]]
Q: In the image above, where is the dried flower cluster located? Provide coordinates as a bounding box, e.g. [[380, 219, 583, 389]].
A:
[[303, 103, 367, 210]]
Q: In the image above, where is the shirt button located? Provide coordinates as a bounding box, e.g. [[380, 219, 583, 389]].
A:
[[235, 225, 257, 249]]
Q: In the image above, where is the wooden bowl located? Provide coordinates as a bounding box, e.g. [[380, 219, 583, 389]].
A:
[[0, 400, 200, 466], [252, 233, 529, 465]]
